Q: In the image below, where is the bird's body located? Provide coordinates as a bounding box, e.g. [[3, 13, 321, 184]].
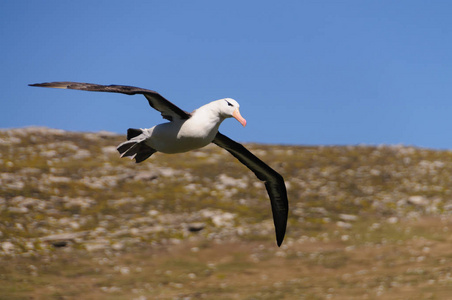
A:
[[138, 99, 233, 154], [29, 82, 288, 246]]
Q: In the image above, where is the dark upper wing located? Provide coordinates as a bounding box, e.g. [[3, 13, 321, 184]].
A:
[[29, 82, 191, 121], [212, 132, 289, 247]]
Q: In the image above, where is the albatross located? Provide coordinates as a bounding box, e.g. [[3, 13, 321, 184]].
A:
[[29, 82, 289, 246]]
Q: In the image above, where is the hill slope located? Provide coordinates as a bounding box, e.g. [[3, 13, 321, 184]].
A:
[[1, 127, 451, 299]]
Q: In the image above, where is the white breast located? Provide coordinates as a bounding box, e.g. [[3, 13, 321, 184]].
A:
[[143, 110, 223, 154]]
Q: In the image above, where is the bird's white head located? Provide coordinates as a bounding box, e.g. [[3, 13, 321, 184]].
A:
[[217, 98, 247, 127]]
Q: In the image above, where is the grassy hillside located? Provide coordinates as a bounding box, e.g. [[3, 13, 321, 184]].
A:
[[1, 127, 451, 299]]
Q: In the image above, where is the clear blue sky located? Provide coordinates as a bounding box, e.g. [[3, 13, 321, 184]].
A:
[[2, 1, 452, 149]]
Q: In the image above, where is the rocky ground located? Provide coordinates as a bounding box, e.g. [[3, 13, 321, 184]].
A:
[[1, 127, 452, 299]]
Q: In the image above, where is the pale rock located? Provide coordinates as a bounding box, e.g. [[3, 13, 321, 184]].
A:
[[336, 221, 352, 229], [217, 174, 248, 189], [310, 207, 328, 215], [339, 214, 358, 222], [148, 209, 159, 216], [100, 286, 122, 293], [8, 207, 28, 213], [211, 212, 236, 227], [116, 266, 130, 275], [158, 167, 180, 177], [102, 146, 118, 155], [2, 241, 15, 253], [85, 240, 109, 252], [41, 231, 87, 243], [408, 196, 429, 207], [387, 217, 399, 224]]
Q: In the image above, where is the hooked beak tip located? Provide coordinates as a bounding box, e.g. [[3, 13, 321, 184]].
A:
[[233, 108, 247, 127]]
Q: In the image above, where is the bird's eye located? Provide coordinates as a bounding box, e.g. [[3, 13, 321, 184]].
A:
[[225, 100, 234, 107]]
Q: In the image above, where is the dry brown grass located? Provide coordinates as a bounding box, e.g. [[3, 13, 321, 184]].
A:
[[1, 216, 451, 299]]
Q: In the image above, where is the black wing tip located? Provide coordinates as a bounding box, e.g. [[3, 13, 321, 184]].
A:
[[275, 207, 288, 247], [28, 82, 69, 89], [29, 82, 54, 88], [29, 82, 55, 86], [276, 226, 287, 247]]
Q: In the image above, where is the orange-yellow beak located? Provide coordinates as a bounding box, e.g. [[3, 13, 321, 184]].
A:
[[233, 108, 247, 127]]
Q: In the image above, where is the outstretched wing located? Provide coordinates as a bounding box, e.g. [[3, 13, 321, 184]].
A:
[[212, 132, 289, 247], [29, 82, 191, 121]]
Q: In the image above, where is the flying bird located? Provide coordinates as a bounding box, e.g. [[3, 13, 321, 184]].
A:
[[29, 82, 289, 246]]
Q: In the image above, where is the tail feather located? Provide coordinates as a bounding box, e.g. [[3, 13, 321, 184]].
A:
[[117, 141, 138, 157], [117, 129, 156, 163], [127, 128, 143, 140], [134, 148, 156, 163]]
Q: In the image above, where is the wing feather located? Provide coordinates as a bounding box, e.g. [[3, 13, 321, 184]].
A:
[[212, 132, 289, 246], [29, 82, 190, 121]]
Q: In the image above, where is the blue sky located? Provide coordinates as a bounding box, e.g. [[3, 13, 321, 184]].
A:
[[2, 1, 452, 148]]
